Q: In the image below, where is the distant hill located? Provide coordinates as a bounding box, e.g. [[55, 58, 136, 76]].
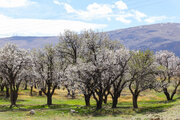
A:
[[107, 23, 180, 56], [0, 36, 59, 49], [0, 23, 180, 56]]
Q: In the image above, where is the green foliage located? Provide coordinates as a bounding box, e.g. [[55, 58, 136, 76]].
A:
[[129, 50, 154, 71]]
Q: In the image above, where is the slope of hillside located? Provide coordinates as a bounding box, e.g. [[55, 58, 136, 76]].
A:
[[108, 23, 180, 56], [0, 23, 180, 56], [0, 36, 59, 49]]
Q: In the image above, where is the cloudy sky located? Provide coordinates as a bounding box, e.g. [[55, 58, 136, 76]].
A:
[[0, 0, 179, 38]]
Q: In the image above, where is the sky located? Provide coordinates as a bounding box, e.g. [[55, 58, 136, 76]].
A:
[[0, 0, 180, 38]]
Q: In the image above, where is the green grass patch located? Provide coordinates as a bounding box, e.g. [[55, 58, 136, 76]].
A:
[[0, 89, 180, 120]]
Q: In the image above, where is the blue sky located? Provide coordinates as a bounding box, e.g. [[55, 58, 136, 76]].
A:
[[0, 0, 179, 37]]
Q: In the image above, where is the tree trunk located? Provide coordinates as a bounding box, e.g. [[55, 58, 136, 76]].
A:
[[39, 90, 42, 96], [93, 92, 103, 110], [96, 99, 103, 110], [24, 82, 28, 90], [133, 94, 138, 109], [67, 89, 70, 96], [10, 90, 18, 108], [96, 94, 103, 110], [84, 94, 91, 107], [34, 84, 37, 89], [170, 92, 175, 100], [1, 85, 4, 91], [163, 88, 171, 101], [104, 94, 108, 104], [112, 96, 118, 108], [170, 84, 180, 100], [5, 85, 10, 98], [71, 91, 75, 99], [30, 86, 33, 96], [47, 95, 52, 105]]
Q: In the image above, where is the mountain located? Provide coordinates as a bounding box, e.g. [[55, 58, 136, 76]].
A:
[[107, 23, 180, 56], [0, 23, 180, 56], [0, 36, 59, 49]]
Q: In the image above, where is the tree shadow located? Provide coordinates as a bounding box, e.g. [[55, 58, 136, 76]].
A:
[[0, 98, 179, 118]]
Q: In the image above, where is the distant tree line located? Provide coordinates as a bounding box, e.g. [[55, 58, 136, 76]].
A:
[[0, 30, 180, 110]]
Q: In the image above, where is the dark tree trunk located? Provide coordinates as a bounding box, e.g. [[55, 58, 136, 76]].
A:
[[34, 84, 37, 89], [103, 94, 108, 104], [93, 92, 103, 110], [112, 96, 118, 108], [170, 92, 175, 100], [30, 86, 33, 96], [96, 98, 103, 110], [163, 88, 171, 101], [41, 85, 56, 106], [84, 94, 91, 106], [39, 90, 42, 96], [111, 88, 123, 108], [71, 91, 75, 99], [103, 88, 110, 104], [170, 84, 180, 100], [1, 85, 4, 91], [5, 85, 10, 98], [10, 90, 18, 108], [67, 89, 70, 96], [133, 94, 138, 109], [47, 95, 52, 105], [46, 83, 55, 106], [129, 82, 139, 109], [24, 82, 28, 90]]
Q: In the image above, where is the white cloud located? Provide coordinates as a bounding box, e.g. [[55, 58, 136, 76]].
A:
[[57, 1, 145, 23], [53, 1, 75, 13], [0, 14, 107, 38], [54, 0, 170, 24], [116, 17, 131, 24], [115, 0, 128, 10], [145, 16, 167, 23], [115, 13, 133, 24], [132, 10, 147, 22], [55, 1, 113, 20], [115, 10, 147, 24], [63, 3, 76, 13], [0, 0, 35, 8], [53, 0, 61, 6], [76, 3, 113, 20]]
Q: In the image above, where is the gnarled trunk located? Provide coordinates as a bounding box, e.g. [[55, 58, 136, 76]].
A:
[[42, 85, 57, 106], [10, 90, 18, 108], [96, 99, 103, 110], [170, 83, 180, 100], [24, 82, 28, 90], [163, 88, 171, 101], [84, 94, 91, 107], [1, 85, 4, 91], [30, 86, 33, 96], [5, 85, 10, 98], [47, 94, 52, 105], [133, 94, 138, 109], [93, 92, 103, 110], [67, 89, 70, 96], [103, 94, 108, 104], [71, 90, 75, 99], [112, 95, 118, 108], [39, 90, 42, 96]]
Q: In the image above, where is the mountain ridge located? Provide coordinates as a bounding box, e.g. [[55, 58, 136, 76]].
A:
[[0, 23, 180, 56]]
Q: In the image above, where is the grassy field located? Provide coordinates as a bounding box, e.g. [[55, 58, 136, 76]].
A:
[[0, 89, 180, 120]]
